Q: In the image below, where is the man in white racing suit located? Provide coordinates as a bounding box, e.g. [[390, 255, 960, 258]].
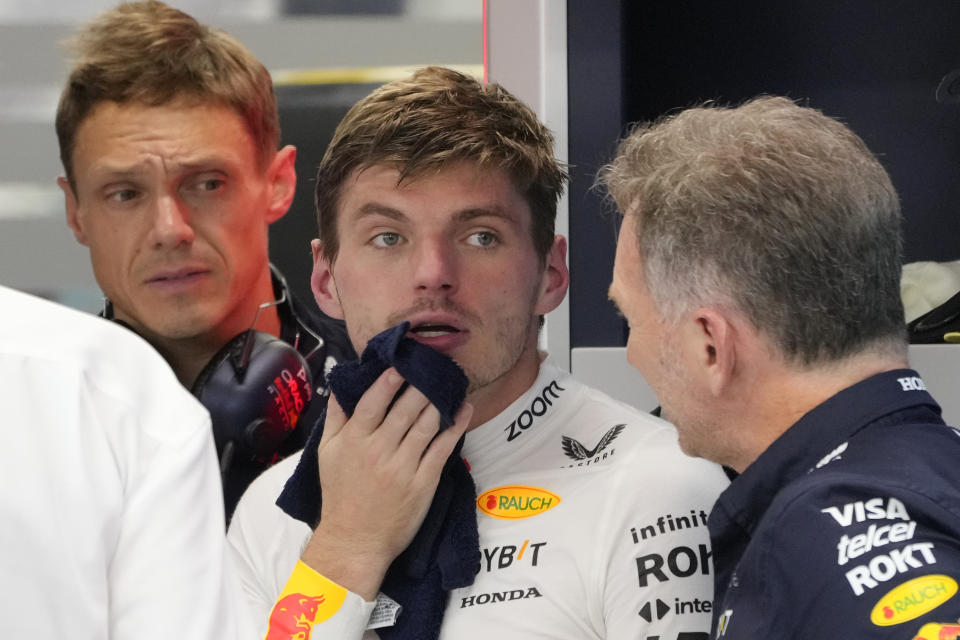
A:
[[228, 66, 728, 640], [231, 359, 726, 638]]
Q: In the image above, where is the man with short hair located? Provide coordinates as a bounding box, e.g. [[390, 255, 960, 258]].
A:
[[229, 66, 728, 639], [55, 0, 355, 516], [603, 96, 960, 638]]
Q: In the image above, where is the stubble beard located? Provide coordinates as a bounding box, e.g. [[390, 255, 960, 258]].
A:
[[462, 278, 543, 396], [656, 335, 707, 459], [360, 280, 544, 399], [462, 310, 538, 395]]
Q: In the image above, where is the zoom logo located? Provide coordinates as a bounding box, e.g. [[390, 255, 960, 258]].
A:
[[504, 380, 565, 442]]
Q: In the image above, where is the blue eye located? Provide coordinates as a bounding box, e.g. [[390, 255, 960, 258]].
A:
[[372, 232, 402, 248], [468, 231, 498, 247]]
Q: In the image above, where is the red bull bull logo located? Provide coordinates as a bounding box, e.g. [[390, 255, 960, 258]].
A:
[[265, 560, 348, 639], [477, 485, 561, 519], [912, 618, 960, 640], [265, 593, 327, 640]]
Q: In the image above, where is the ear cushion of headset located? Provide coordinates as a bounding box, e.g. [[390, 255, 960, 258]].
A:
[[192, 331, 314, 459]]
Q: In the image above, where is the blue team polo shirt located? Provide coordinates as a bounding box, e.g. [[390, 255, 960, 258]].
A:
[[708, 369, 960, 639]]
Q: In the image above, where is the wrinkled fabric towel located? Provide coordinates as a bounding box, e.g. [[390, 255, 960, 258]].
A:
[[276, 321, 479, 640]]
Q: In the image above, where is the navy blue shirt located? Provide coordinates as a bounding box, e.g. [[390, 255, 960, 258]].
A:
[[709, 369, 960, 639]]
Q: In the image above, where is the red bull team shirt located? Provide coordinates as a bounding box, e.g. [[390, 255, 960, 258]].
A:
[[708, 369, 960, 639], [229, 359, 730, 639]]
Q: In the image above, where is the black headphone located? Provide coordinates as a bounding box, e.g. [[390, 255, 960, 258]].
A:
[[191, 326, 314, 477], [104, 291, 318, 478]]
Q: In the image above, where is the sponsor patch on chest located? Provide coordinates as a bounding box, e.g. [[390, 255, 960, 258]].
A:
[[477, 486, 561, 519]]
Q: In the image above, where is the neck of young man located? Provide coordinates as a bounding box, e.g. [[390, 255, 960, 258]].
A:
[[464, 339, 544, 431]]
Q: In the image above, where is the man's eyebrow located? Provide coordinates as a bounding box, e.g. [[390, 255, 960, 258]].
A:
[[453, 207, 520, 225], [88, 155, 233, 179], [355, 202, 408, 221], [175, 159, 231, 173], [87, 162, 147, 179], [354, 204, 522, 226]]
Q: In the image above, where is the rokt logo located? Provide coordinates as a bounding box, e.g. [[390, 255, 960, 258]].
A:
[[871, 575, 958, 627], [562, 424, 624, 461], [846, 542, 937, 596], [504, 379, 565, 442], [477, 485, 561, 520]]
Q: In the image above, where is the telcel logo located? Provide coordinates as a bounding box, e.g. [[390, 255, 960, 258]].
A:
[[870, 574, 958, 627], [477, 485, 561, 519]]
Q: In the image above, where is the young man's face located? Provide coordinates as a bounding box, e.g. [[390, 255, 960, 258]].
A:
[[312, 161, 568, 405], [60, 99, 294, 345]]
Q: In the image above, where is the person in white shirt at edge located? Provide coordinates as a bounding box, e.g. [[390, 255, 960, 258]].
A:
[[0, 285, 252, 639], [228, 66, 729, 640]]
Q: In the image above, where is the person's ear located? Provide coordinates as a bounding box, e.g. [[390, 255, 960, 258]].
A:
[[686, 306, 737, 397], [534, 235, 570, 315], [265, 145, 297, 223], [59, 177, 89, 246], [310, 238, 343, 319]]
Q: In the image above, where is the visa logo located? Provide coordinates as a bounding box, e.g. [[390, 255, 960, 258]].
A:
[[822, 497, 910, 527]]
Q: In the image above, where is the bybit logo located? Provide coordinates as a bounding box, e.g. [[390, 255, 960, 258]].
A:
[[479, 540, 547, 573]]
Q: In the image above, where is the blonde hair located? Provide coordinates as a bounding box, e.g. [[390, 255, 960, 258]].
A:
[[56, 0, 278, 187], [314, 66, 566, 264]]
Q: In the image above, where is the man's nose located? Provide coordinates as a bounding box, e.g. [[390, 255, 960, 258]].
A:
[[148, 195, 195, 248], [413, 240, 457, 293]]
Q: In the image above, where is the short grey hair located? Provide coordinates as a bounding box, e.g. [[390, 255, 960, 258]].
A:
[[600, 96, 906, 366]]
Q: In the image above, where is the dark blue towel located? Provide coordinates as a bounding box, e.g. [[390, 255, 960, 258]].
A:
[[276, 322, 479, 640]]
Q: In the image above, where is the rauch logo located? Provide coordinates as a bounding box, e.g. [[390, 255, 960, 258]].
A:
[[477, 485, 561, 519], [870, 574, 958, 627]]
